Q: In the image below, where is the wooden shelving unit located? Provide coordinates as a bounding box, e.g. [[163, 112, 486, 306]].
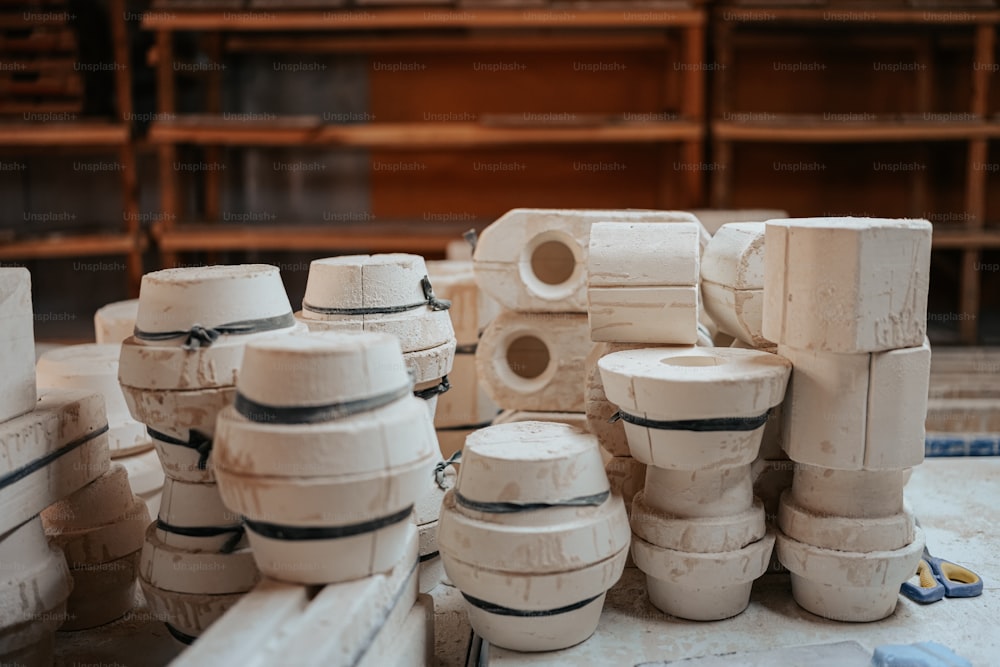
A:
[[0, 0, 143, 295], [141, 7, 708, 266], [711, 7, 999, 343]]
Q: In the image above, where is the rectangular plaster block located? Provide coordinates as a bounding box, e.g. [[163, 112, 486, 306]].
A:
[[781, 340, 930, 470], [474, 208, 705, 313], [865, 339, 930, 470], [588, 286, 699, 344], [588, 222, 701, 288], [780, 345, 871, 469], [434, 352, 498, 429], [763, 218, 931, 353], [0, 268, 37, 423], [476, 310, 592, 412], [173, 524, 419, 667], [702, 283, 767, 348], [0, 389, 111, 535]]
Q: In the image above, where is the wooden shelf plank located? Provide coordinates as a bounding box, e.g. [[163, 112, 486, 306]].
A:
[[141, 8, 706, 31], [0, 233, 141, 260], [932, 229, 1000, 249], [713, 118, 989, 142], [0, 122, 128, 146], [225, 32, 673, 53], [156, 223, 472, 253], [716, 7, 1000, 25], [148, 117, 702, 147]]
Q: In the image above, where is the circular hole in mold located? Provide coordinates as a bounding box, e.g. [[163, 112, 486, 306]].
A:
[[506, 335, 551, 379], [530, 240, 576, 287], [661, 354, 725, 367]]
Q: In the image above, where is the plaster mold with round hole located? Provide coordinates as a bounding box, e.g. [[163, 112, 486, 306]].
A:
[[630, 491, 767, 554], [777, 491, 915, 553], [477, 310, 592, 412], [762, 217, 931, 353], [585, 342, 685, 457], [37, 343, 151, 457], [94, 298, 139, 345], [598, 348, 791, 469], [631, 530, 775, 621], [587, 222, 702, 344], [473, 208, 707, 313], [701, 222, 774, 347], [0, 517, 72, 660], [0, 268, 36, 424], [779, 340, 930, 470], [0, 389, 111, 536], [790, 464, 910, 519], [438, 421, 629, 652], [776, 526, 925, 622], [214, 332, 437, 585]]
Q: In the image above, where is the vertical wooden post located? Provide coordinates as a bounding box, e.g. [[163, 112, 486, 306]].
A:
[[675, 12, 706, 209], [909, 34, 933, 220], [960, 21, 995, 344], [711, 13, 732, 209], [110, 0, 142, 295], [156, 29, 179, 269]]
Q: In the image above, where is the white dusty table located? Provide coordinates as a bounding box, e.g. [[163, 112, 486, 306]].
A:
[[54, 458, 998, 666], [436, 458, 1000, 667]]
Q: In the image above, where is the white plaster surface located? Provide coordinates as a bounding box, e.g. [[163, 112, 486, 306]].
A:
[[49, 459, 1000, 667]]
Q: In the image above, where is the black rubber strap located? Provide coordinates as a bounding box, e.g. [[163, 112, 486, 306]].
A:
[[463, 228, 478, 252], [133, 311, 297, 350], [434, 449, 462, 490], [302, 275, 451, 316], [462, 592, 602, 618], [156, 518, 245, 554], [148, 427, 213, 470], [165, 622, 198, 645], [454, 490, 610, 514], [609, 409, 771, 432], [435, 416, 496, 432], [244, 505, 413, 541], [455, 343, 477, 355], [418, 550, 440, 563], [414, 375, 450, 401], [234, 382, 412, 425], [0, 424, 109, 491]]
